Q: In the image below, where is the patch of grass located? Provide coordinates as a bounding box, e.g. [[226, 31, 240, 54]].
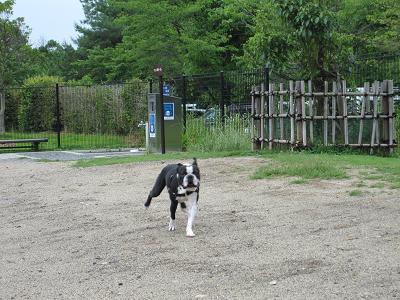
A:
[[74, 150, 255, 168], [349, 190, 363, 197], [363, 174, 385, 180], [354, 181, 366, 187], [252, 155, 348, 180], [0, 131, 143, 152], [290, 178, 308, 184], [253, 151, 400, 187], [370, 182, 385, 188]]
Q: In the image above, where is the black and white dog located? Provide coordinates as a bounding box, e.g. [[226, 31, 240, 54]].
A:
[[144, 158, 200, 237]]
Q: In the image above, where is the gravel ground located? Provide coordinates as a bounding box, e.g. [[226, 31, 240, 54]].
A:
[[0, 156, 399, 299]]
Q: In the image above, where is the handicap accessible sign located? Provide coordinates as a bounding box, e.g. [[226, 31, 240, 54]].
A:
[[149, 113, 156, 137], [164, 103, 174, 120]]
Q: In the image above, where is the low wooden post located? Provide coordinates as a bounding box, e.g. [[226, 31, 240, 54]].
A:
[[289, 81, 295, 147], [324, 82, 328, 146]]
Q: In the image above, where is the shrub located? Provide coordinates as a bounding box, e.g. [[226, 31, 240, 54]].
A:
[[18, 76, 60, 132], [4, 88, 23, 131]]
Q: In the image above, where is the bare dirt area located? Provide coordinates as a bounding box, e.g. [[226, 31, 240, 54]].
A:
[[1, 156, 399, 299]]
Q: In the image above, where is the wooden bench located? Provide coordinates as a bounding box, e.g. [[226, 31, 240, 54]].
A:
[[0, 138, 49, 151]]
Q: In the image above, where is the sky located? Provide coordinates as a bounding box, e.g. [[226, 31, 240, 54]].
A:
[[13, 0, 85, 47]]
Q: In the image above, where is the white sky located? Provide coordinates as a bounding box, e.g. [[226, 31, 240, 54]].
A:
[[13, 0, 85, 47]]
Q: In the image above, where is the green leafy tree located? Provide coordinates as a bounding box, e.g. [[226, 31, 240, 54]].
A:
[[0, 0, 32, 87]]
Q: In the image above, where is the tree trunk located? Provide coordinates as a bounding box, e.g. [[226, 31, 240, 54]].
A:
[[0, 92, 5, 133]]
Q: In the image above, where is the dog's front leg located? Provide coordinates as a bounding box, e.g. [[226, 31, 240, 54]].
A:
[[169, 198, 178, 231], [186, 193, 198, 237]]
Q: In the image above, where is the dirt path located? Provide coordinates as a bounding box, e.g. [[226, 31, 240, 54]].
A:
[[0, 157, 399, 299]]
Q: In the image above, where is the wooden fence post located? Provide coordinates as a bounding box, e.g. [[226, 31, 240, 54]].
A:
[[332, 82, 337, 145], [301, 81, 307, 146], [295, 81, 303, 145], [324, 82, 328, 146], [289, 81, 295, 148], [260, 83, 265, 149], [342, 80, 349, 146], [388, 80, 394, 153], [370, 82, 378, 153], [308, 80, 314, 145], [382, 80, 394, 153], [279, 83, 284, 141], [358, 82, 368, 146], [268, 83, 274, 150]]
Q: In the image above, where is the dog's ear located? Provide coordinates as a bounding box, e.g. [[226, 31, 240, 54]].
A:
[[192, 158, 197, 166], [178, 165, 186, 175]]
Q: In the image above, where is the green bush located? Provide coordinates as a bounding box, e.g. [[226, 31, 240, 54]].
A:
[[18, 76, 60, 132], [4, 89, 22, 131]]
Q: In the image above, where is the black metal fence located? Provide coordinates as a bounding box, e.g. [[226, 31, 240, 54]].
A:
[[347, 54, 400, 88], [0, 81, 149, 151], [170, 68, 268, 128]]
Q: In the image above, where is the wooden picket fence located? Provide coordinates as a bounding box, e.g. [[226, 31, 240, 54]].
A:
[[251, 80, 397, 153]]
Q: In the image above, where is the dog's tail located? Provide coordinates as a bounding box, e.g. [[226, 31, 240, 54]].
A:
[[144, 170, 167, 208]]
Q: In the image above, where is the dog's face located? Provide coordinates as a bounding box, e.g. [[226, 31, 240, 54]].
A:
[[178, 158, 200, 191]]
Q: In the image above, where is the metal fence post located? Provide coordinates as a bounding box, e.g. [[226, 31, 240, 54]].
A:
[[158, 75, 165, 154], [219, 71, 225, 126], [182, 75, 187, 132], [55, 83, 61, 148]]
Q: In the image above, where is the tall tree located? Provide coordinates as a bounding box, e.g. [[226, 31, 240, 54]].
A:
[[0, 0, 32, 87], [0, 0, 32, 132]]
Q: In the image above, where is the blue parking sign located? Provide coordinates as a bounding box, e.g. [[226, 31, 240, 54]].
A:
[[149, 113, 156, 137], [164, 103, 174, 120]]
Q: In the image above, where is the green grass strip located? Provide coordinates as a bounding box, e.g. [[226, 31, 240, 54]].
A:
[[73, 150, 255, 168]]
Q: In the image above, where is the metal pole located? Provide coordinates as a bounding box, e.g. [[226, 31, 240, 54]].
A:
[[159, 75, 166, 154], [149, 78, 153, 93], [55, 83, 61, 148], [182, 75, 187, 132], [219, 71, 225, 126]]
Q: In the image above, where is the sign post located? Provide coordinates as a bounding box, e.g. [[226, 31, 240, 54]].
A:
[[153, 64, 165, 154]]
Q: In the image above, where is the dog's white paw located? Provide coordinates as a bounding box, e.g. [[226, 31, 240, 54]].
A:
[[186, 230, 195, 237], [169, 219, 176, 231]]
